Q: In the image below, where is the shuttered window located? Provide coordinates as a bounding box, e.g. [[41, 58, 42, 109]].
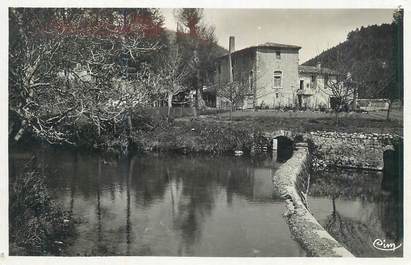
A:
[[273, 71, 282, 88]]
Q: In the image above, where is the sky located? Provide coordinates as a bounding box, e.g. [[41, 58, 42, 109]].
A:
[[160, 9, 394, 63]]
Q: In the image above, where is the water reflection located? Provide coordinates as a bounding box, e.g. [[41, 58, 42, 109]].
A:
[[10, 148, 303, 257], [309, 169, 403, 257]]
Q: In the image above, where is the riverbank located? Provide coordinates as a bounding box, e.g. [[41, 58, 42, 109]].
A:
[[10, 108, 403, 157], [9, 115, 403, 256], [130, 109, 402, 155]]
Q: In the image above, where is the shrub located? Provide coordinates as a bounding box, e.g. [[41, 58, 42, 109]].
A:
[[9, 161, 73, 255]]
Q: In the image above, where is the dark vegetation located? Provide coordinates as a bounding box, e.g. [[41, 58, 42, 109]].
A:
[[8, 7, 228, 255], [8, 8, 404, 256], [9, 159, 74, 255], [9, 8, 226, 152], [133, 119, 271, 155], [304, 10, 403, 103]]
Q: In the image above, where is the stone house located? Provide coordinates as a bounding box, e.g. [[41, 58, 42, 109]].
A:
[[298, 63, 338, 109], [210, 37, 339, 109]]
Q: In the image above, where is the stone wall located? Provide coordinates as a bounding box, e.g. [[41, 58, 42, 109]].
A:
[[266, 129, 398, 170], [306, 131, 395, 170], [273, 144, 353, 257]]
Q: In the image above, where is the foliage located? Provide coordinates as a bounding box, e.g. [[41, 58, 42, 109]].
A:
[[9, 8, 228, 150], [174, 8, 226, 91], [9, 8, 164, 145], [217, 81, 248, 111], [9, 161, 73, 255], [153, 41, 191, 119], [323, 73, 356, 113], [304, 10, 403, 102], [135, 120, 270, 154]]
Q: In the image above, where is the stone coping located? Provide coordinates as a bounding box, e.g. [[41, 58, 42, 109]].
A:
[[273, 147, 354, 257]]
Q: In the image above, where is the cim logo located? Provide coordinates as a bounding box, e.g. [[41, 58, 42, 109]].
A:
[[373, 239, 402, 252]]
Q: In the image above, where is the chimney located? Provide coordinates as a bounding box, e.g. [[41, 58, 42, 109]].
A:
[[316, 62, 321, 70], [228, 36, 235, 83], [229, 36, 235, 53]]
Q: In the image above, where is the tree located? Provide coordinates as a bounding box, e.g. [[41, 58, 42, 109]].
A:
[[323, 72, 356, 126], [156, 43, 190, 121], [217, 81, 248, 120], [9, 8, 77, 143], [9, 8, 161, 145], [304, 10, 403, 121], [174, 8, 203, 37], [387, 8, 403, 120], [174, 8, 224, 117]]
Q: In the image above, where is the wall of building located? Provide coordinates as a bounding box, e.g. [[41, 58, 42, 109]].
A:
[[214, 49, 256, 109], [298, 73, 332, 109], [256, 48, 300, 108]]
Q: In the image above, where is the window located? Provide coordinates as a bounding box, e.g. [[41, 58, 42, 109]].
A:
[[276, 51, 281, 59], [273, 71, 282, 88], [311, 75, 316, 89], [249, 71, 254, 91]]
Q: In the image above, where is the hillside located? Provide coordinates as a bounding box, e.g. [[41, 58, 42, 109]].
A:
[[303, 22, 402, 100], [165, 29, 227, 56]]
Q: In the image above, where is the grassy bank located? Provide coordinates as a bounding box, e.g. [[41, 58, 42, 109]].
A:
[[184, 109, 403, 135], [132, 120, 271, 154], [101, 109, 403, 155], [11, 108, 403, 156]]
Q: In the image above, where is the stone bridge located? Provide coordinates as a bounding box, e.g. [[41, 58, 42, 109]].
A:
[[264, 129, 400, 171], [264, 129, 301, 141]]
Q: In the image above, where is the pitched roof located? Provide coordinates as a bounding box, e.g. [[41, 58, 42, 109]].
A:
[[216, 42, 301, 60], [256, 42, 302, 49], [298, 65, 339, 75]]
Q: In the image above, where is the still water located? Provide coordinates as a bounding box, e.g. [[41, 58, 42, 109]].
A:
[[308, 169, 403, 257], [10, 147, 305, 256]]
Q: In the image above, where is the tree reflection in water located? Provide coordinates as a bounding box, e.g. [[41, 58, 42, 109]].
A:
[[310, 169, 403, 257], [10, 148, 299, 256]]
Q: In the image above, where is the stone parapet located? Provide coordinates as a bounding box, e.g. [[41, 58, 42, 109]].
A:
[[273, 146, 354, 257]]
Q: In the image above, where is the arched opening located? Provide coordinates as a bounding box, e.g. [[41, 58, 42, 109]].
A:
[[274, 136, 294, 162]]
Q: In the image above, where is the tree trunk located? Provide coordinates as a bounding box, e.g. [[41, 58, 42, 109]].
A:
[[352, 87, 357, 111], [127, 109, 133, 139], [335, 111, 339, 127], [167, 93, 173, 121], [191, 92, 197, 119], [14, 120, 26, 142], [229, 102, 233, 121], [332, 196, 337, 217], [96, 118, 101, 137], [386, 101, 392, 121], [113, 118, 116, 134]]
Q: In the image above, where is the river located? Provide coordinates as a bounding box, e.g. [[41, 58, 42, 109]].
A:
[[9, 146, 402, 257], [10, 147, 304, 256]]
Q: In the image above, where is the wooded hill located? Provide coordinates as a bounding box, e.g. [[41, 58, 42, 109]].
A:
[[304, 16, 403, 100]]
